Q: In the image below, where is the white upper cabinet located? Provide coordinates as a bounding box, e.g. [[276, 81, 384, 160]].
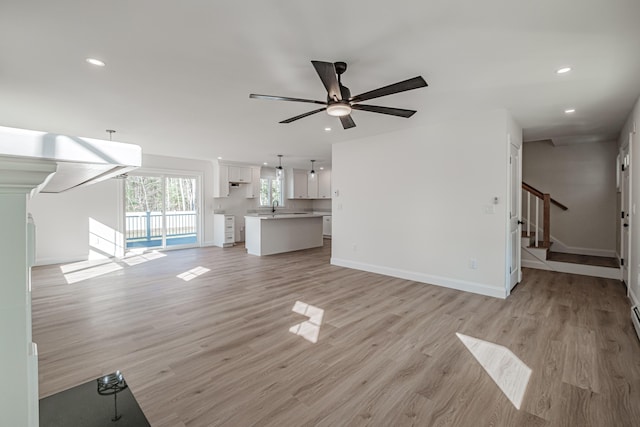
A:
[[215, 162, 261, 198], [318, 170, 331, 199], [307, 173, 318, 199], [287, 168, 331, 199], [213, 163, 229, 198], [228, 165, 252, 183], [246, 166, 261, 198], [287, 169, 308, 199]]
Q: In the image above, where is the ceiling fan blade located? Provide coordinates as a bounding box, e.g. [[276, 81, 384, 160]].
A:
[[339, 114, 356, 129], [250, 94, 327, 105], [351, 104, 417, 118], [311, 61, 341, 101], [350, 76, 428, 103], [279, 108, 326, 124]]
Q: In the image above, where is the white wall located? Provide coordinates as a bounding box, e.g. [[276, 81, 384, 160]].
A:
[[331, 110, 519, 298], [312, 199, 332, 212], [619, 95, 640, 306], [27, 153, 217, 265], [522, 140, 618, 255], [28, 179, 122, 265]]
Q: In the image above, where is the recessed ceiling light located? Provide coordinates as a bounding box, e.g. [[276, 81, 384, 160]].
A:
[[217, 156, 222, 160], [263, 162, 268, 165], [320, 167, 324, 170], [86, 58, 105, 67], [324, 127, 331, 132], [564, 108, 575, 114], [556, 67, 571, 74]]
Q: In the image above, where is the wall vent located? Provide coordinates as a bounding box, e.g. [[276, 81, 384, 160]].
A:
[[632, 306, 640, 342]]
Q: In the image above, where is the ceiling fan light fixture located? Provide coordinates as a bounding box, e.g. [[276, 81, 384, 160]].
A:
[[326, 103, 352, 117]]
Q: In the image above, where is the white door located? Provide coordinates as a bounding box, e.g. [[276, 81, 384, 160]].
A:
[[621, 140, 631, 288], [508, 141, 522, 292]]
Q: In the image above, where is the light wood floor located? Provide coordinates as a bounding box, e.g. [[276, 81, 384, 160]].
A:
[[32, 242, 640, 426]]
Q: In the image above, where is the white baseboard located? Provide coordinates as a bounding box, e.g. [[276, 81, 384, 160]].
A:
[[630, 288, 639, 306], [330, 257, 507, 299], [34, 255, 87, 267]]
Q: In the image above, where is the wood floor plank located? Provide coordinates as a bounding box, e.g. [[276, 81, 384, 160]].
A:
[[31, 245, 640, 426]]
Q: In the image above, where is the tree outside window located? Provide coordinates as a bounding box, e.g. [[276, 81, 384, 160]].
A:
[[260, 177, 283, 207]]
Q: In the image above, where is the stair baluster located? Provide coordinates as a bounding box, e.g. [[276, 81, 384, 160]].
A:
[[522, 182, 566, 249]]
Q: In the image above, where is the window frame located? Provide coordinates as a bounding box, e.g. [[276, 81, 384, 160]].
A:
[[259, 176, 284, 207]]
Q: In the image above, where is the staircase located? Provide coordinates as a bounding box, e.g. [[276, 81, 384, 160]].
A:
[[520, 183, 620, 280]]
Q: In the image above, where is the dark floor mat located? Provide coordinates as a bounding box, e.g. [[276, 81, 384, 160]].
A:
[[40, 376, 150, 427]]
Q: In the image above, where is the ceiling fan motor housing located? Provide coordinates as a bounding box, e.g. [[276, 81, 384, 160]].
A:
[[334, 61, 347, 75]]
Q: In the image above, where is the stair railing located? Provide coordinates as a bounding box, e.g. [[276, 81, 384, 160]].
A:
[[522, 182, 568, 248]]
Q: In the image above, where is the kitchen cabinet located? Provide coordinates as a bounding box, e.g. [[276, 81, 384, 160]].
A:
[[213, 163, 229, 198], [228, 165, 251, 183], [215, 162, 261, 198], [213, 214, 235, 247], [318, 170, 331, 199], [287, 169, 308, 199], [245, 214, 323, 256], [323, 215, 332, 236], [287, 168, 331, 199], [307, 173, 318, 199], [246, 166, 261, 198]]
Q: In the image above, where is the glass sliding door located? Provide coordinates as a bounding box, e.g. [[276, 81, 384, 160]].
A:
[[125, 176, 164, 248], [125, 174, 199, 249], [165, 177, 197, 247]]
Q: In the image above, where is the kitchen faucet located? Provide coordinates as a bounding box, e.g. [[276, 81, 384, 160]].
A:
[[272, 199, 279, 213]]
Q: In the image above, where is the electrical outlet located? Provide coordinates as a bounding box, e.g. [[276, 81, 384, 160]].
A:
[[469, 259, 478, 269], [353, 244, 357, 252]]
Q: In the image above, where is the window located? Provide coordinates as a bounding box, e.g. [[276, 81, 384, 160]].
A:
[[260, 177, 283, 207]]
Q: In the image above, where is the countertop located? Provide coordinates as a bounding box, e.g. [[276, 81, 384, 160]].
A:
[[245, 213, 324, 220]]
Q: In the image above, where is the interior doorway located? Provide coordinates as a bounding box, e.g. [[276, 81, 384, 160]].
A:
[[124, 174, 200, 250], [620, 137, 632, 289]]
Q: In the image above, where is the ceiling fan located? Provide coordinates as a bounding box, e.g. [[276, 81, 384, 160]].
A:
[[250, 61, 428, 129]]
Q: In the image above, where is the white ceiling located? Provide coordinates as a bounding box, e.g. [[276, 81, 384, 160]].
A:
[[1, 1, 639, 169]]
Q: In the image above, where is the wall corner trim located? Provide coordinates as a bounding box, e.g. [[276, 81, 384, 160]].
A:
[[330, 257, 507, 299]]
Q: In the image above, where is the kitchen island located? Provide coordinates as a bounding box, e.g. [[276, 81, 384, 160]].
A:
[[244, 213, 324, 256]]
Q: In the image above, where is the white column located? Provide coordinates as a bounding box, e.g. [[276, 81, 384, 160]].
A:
[[0, 158, 57, 427]]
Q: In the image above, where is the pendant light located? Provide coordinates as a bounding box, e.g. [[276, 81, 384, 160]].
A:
[[309, 160, 316, 179], [276, 154, 284, 179]]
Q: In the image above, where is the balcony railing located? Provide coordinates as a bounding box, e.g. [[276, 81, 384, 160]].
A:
[[126, 211, 196, 247]]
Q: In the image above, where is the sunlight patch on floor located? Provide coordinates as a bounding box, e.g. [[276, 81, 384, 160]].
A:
[[61, 261, 123, 284], [456, 333, 532, 410], [122, 250, 166, 266], [289, 301, 324, 343], [176, 266, 210, 282]]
